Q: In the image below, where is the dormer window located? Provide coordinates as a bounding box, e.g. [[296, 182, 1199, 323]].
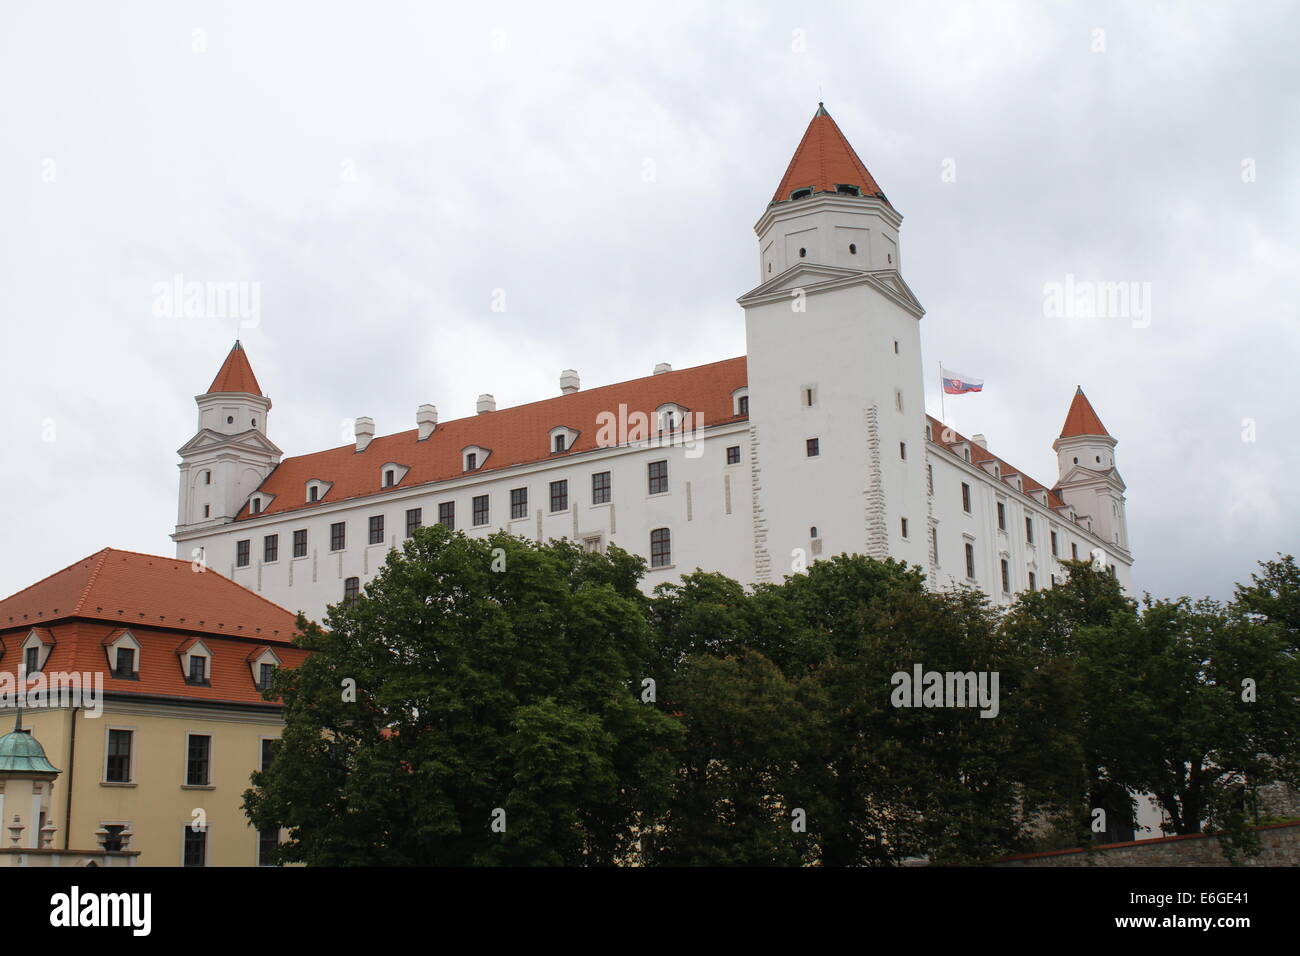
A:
[[248, 647, 282, 691], [656, 403, 688, 434], [790, 187, 813, 200], [179, 639, 212, 686], [20, 629, 54, 674], [306, 479, 333, 504], [732, 388, 749, 418], [548, 427, 579, 455], [378, 464, 410, 488], [835, 184, 861, 196], [384, 469, 395, 487], [461, 447, 489, 472], [104, 630, 141, 679]]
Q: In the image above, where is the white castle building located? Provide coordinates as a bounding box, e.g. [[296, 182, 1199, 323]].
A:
[[172, 104, 1132, 624]]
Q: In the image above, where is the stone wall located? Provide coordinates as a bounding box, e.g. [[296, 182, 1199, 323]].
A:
[[992, 821, 1300, 866]]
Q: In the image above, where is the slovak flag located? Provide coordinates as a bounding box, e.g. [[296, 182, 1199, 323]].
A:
[[942, 368, 984, 395]]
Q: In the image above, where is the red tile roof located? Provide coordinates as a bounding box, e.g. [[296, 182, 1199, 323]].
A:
[[927, 415, 1069, 512], [0, 548, 299, 642], [207, 340, 263, 395], [1058, 387, 1110, 438], [236, 356, 749, 520], [0, 620, 309, 707], [771, 104, 890, 205]]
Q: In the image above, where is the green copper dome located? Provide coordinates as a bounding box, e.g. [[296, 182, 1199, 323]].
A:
[[0, 726, 59, 774]]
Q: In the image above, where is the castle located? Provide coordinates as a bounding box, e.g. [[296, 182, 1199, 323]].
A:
[[172, 105, 1132, 623]]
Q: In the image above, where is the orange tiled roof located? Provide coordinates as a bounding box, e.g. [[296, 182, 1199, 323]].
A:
[[207, 340, 263, 395], [0, 548, 299, 642], [927, 415, 1069, 512], [1059, 387, 1110, 438], [0, 619, 309, 707], [771, 104, 890, 205], [236, 356, 749, 520]]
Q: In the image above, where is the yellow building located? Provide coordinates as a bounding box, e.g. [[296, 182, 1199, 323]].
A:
[[0, 548, 306, 866]]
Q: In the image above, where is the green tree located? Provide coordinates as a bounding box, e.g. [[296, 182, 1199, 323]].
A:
[[244, 526, 680, 865]]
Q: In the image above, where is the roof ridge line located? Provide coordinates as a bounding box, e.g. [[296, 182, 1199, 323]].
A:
[[72, 548, 113, 616], [0, 547, 109, 611]]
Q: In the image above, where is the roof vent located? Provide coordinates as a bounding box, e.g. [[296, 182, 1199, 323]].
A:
[[354, 417, 375, 453], [560, 369, 580, 395], [653, 363, 672, 375], [971, 433, 988, 450], [416, 404, 438, 441], [477, 394, 496, 414]]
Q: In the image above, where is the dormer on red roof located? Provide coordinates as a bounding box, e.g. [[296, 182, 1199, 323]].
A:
[[1058, 387, 1110, 438], [771, 103, 890, 206], [207, 340, 263, 396]]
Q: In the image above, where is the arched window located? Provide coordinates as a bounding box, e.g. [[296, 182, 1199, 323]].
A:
[[343, 577, 360, 603]]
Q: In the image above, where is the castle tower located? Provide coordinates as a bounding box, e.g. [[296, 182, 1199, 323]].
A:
[[0, 712, 61, 850], [175, 342, 282, 538], [739, 104, 929, 580], [1053, 388, 1129, 553]]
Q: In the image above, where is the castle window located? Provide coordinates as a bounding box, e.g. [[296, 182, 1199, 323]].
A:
[[894, 340, 899, 354], [804, 386, 817, 407], [438, 502, 455, 530], [554, 434, 567, 453], [739, 395, 749, 415], [105, 730, 133, 783], [849, 243, 857, 254], [726, 445, 740, 465], [1071, 543, 1079, 560], [183, 826, 206, 868], [256, 660, 275, 690], [961, 484, 972, 514], [1073, 457, 1079, 464], [203, 471, 211, 485], [1000, 559, 1011, 594], [650, 528, 671, 568], [466, 454, 476, 471], [368, 515, 384, 545], [798, 247, 807, 258], [343, 577, 359, 602], [1028, 571, 1037, 591], [1025, 517, 1034, 545], [549, 480, 568, 513], [186, 734, 211, 786], [226, 416, 234, 424], [309, 486, 319, 502], [251, 418, 257, 427], [900, 441, 907, 461], [997, 502, 1006, 531], [330, 522, 346, 552], [405, 508, 422, 537], [901, 517, 909, 539], [810, 526, 818, 538], [592, 471, 611, 504], [1050, 530, 1059, 557], [188, 653, 208, 685], [648, 460, 668, 495], [25, 645, 39, 675], [259, 829, 280, 867], [264, 534, 278, 563], [965, 542, 976, 579], [806, 438, 820, 457], [895, 389, 904, 412], [926, 463, 934, 495], [203, 505, 210, 518], [791, 188, 813, 200], [384, 469, 395, 487], [510, 488, 528, 520], [293, 529, 307, 558], [835, 184, 861, 196], [250, 498, 261, 515], [472, 494, 489, 526], [114, 647, 135, 679], [236, 539, 250, 567], [732, 388, 749, 417]]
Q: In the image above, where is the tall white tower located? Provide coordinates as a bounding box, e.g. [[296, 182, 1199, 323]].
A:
[[1053, 388, 1129, 553], [175, 341, 282, 537], [739, 104, 930, 581]]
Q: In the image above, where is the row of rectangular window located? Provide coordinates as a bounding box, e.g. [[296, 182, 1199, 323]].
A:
[[960, 484, 1079, 558], [106, 732, 277, 786]]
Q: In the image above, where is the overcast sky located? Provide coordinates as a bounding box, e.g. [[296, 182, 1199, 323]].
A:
[[3, 1, 1296, 603]]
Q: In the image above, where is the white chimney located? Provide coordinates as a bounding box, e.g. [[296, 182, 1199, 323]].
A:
[[477, 394, 496, 414], [560, 369, 580, 394], [972, 433, 988, 449], [416, 404, 438, 440], [355, 416, 375, 452], [653, 362, 672, 375]]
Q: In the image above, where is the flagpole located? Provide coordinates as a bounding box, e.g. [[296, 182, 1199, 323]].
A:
[[939, 361, 945, 425]]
